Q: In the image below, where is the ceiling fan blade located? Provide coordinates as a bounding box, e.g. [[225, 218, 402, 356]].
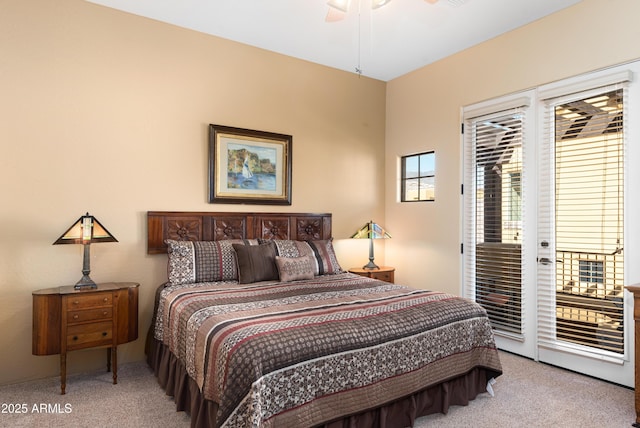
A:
[[325, 7, 346, 22], [327, 0, 351, 12], [372, 0, 392, 9]]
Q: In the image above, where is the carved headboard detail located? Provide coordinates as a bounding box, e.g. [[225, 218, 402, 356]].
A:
[[147, 211, 332, 254]]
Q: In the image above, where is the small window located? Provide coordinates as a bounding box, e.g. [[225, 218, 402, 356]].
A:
[[579, 260, 604, 284], [401, 152, 435, 202]]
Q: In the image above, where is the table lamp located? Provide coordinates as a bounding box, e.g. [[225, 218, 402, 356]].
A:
[[53, 212, 118, 289], [351, 220, 391, 270]]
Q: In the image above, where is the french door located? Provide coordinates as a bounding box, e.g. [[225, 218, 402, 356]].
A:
[[462, 91, 537, 359], [463, 64, 638, 387], [536, 69, 634, 386]]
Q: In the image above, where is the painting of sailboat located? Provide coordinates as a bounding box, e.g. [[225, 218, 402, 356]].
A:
[[209, 124, 292, 205], [227, 143, 277, 191]]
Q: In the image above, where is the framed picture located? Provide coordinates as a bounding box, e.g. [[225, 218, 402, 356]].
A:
[[208, 124, 292, 205]]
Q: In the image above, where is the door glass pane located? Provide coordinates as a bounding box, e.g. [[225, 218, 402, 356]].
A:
[[554, 89, 624, 354], [473, 113, 523, 335]]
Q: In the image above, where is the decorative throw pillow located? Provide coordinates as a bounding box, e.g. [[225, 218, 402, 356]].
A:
[[306, 239, 343, 275], [268, 239, 312, 259], [166, 239, 253, 285], [266, 238, 344, 276], [275, 255, 315, 282], [233, 242, 279, 284]]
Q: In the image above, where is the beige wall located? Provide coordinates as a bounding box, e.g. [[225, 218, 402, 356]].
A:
[[385, 0, 640, 292], [0, 0, 386, 385]]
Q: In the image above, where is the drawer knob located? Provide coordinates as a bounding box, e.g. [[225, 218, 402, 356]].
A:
[[103, 297, 108, 303], [102, 332, 108, 337], [103, 311, 108, 316], [72, 336, 78, 341], [73, 301, 79, 305], [73, 314, 79, 320]]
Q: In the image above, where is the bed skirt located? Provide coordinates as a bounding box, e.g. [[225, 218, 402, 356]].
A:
[[147, 335, 497, 428]]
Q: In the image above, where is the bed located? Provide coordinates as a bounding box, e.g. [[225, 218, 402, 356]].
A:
[[146, 211, 502, 428]]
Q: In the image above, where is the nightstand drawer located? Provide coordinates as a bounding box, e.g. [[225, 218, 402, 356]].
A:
[[371, 271, 393, 282], [67, 307, 113, 324], [66, 321, 113, 350], [66, 292, 112, 310]]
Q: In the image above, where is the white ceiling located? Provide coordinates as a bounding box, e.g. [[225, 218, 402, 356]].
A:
[[87, 0, 582, 82]]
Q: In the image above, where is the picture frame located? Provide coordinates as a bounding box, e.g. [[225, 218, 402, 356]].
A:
[[208, 124, 292, 205]]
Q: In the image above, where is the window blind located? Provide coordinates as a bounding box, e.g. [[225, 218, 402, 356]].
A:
[[538, 83, 626, 356], [463, 105, 527, 337]]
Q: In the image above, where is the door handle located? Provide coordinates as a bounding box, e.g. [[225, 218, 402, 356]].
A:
[[538, 257, 553, 265]]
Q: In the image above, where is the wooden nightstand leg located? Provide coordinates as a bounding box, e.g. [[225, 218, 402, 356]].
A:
[[106, 347, 111, 372], [60, 352, 66, 395], [112, 346, 118, 385]]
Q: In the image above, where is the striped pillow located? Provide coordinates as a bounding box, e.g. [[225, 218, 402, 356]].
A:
[[166, 239, 257, 284]]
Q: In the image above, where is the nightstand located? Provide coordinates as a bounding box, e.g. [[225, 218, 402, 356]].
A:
[[349, 266, 395, 283], [32, 282, 139, 394]]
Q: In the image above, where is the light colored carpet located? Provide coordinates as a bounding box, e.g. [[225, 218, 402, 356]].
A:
[[0, 351, 635, 427], [417, 351, 635, 428]]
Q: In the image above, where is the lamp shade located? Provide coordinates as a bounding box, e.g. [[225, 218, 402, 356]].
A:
[[53, 213, 118, 245], [351, 221, 390, 270], [53, 213, 117, 289], [351, 221, 391, 240]]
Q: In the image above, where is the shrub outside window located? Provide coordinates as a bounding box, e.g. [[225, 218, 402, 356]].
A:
[[401, 152, 435, 202]]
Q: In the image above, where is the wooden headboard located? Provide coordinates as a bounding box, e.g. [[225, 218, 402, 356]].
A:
[[147, 211, 332, 254]]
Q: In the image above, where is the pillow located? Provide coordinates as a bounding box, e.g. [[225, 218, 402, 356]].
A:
[[275, 255, 315, 282], [307, 239, 343, 275], [266, 239, 344, 275], [233, 242, 279, 284], [166, 239, 245, 285]]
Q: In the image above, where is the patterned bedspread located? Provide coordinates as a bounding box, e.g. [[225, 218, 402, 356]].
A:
[[154, 272, 502, 427]]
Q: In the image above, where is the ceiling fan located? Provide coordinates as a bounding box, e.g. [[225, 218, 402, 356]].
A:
[[326, 0, 439, 22]]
